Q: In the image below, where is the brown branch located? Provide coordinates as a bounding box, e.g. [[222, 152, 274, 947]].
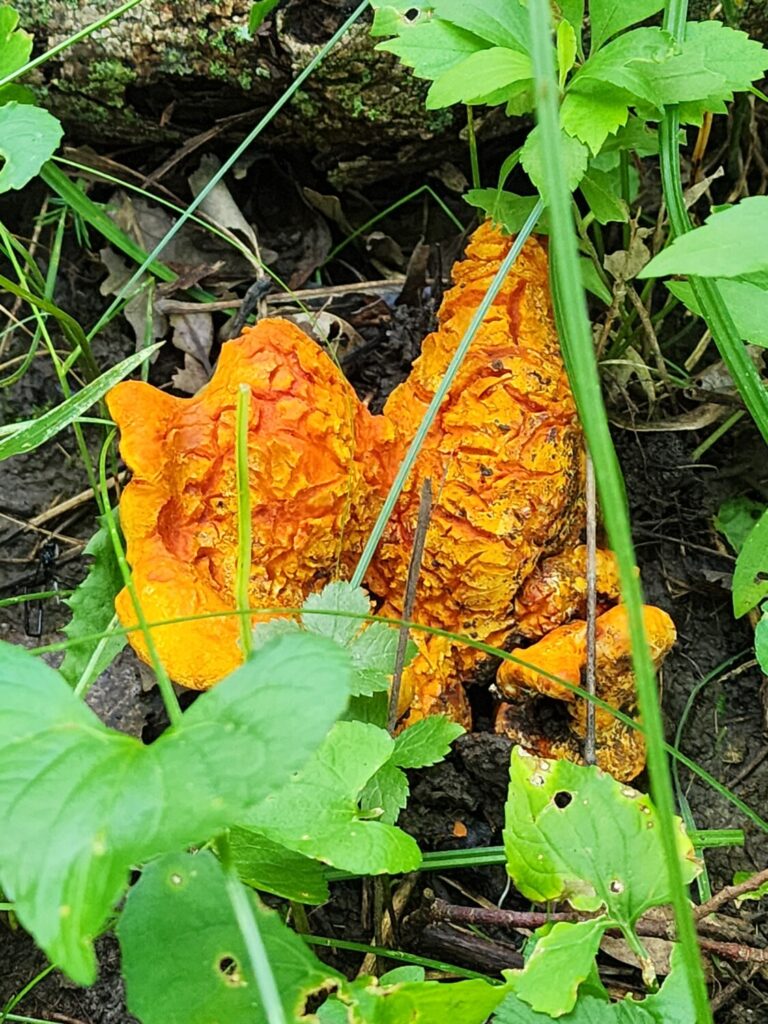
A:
[[694, 867, 768, 920]]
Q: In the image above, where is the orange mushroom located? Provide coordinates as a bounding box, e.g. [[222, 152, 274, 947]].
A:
[[107, 221, 677, 781], [107, 319, 400, 689], [495, 604, 677, 780]]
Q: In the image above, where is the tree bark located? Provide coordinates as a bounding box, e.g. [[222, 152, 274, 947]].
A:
[[18, 0, 503, 186]]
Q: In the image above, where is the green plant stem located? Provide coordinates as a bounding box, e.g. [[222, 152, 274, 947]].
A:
[[302, 935, 491, 981], [0, 0, 146, 89], [235, 385, 253, 659], [351, 199, 543, 587], [89, 0, 371, 339], [97, 429, 182, 726], [1, 965, 55, 1023], [659, 5, 768, 447], [527, 2, 712, 1020], [217, 835, 287, 1024], [466, 107, 481, 189]]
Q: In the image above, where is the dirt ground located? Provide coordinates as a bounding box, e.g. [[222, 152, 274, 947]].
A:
[[1, 151, 767, 1021]]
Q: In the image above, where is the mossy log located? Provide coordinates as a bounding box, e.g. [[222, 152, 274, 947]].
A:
[[16, 0, 500, 186]]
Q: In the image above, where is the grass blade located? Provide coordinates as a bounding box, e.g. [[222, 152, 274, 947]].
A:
[[0, 342, 161, 460], [526, 1, 712, 1019]]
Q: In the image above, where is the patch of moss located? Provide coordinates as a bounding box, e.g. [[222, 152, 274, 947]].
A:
[[77, 58, 136, 106]]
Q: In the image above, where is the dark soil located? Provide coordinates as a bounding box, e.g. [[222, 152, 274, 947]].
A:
[[1, 146, 767, 1023]]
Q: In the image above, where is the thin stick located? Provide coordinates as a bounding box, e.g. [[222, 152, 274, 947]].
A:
[[584, 452, 597, 766], [388, 479, 433, 731], [695, 867, 768, 919]]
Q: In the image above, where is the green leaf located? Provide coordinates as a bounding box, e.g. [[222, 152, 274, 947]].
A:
[[426, 47, 532, 108], [59, 516, 126, 689], [432, 0, 530, 53], [228, 829, 329, 904], [574, 27, 674, 106], [393, 715, 465, 768], [247, 0, 281, 34], [503, 748, 699, 925], [714, 496, 766, 554], [732, 507, 768, 616], [463, 190, 546, 234], [302, 580, 369, 645], [666, 277, 768, 347], [756, 608, 768, 676], [0, 103, 63, 193], [640, 945, 697, 1023], [640, 197, 768, 280], [0, 634, 352, 984], [509, 919, 609, 1016], [580, 257, 612, 304], [0, 342, 162, 459], [521, 126, 589, 198], [118, 851, 340, 1024], [0, 6, 32, 79], [360, 758, 410, 825], [732, 869, 768, 904], [557, 20, 577, 89], [588, 0, 665, 52], [333, 973, 510, 1023], [561, 83, 629, 154], [673, 21, 768, 105], [246, 721, 422, 874], [579, 167, 628, 224], [300, 581, 404, 697], [375, 17, 490, 80], [494, 991, 654, 1021]]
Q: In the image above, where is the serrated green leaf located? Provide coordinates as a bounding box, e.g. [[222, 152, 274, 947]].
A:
[[714, 496, 766, 554], [521, 126, 589, 198], [463, 190, 547, 234], [756, 608, 768, 676], [348, 621, 404, 697], [666, 277, 768, 347], [0, 634, 352, 984], [59, 516, 126, 689], [302, 580, 369, 645], [376, 17, 489, 80], [640, 197, 768, 280], [503, 748, 699, 926], [0, 102, 63, 193], [509, 919, 609, 1016], [432, 0, 530, 52], [393, 715, 465, 768], [580, 167, 628, 223], [360, 758, 409, 825], [246, 721, 422, 874], [118, 851, 339, 1024], [0, 342, 162, 459], [426, 46, 532, 108], [589, 0, 665, 52], [675, 21, 768, 98], [227, 828, 329, 903], [561, 83, 629, 154], [732, 507, 768, 616], [0, 6, 32, 79], [575, 27, 674, 106]]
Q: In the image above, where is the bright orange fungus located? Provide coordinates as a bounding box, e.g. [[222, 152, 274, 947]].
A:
[[108, 221, 676, 781]]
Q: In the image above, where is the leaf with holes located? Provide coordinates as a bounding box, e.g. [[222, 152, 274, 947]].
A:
[[324, 973, 510, 1023], [503, 748, 699, 927], [245, 721, 421, 874], [0, 103, 63, 193], [59, 516, 126, 690], [0, 634, 351, 984], [732, 507, 768, 616], [373, 10, 490, 80], [118, 851, 340, 1024], [714, 497, 766, 554]]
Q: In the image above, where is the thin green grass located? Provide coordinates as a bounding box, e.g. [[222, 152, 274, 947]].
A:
[[526, 1, 711, 1018]]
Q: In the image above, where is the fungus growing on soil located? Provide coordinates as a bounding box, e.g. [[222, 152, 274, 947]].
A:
[[108, 221, 676, 780]]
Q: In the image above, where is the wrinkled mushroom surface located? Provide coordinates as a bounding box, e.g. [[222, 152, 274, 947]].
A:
[[108, 222, 676, 780]]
